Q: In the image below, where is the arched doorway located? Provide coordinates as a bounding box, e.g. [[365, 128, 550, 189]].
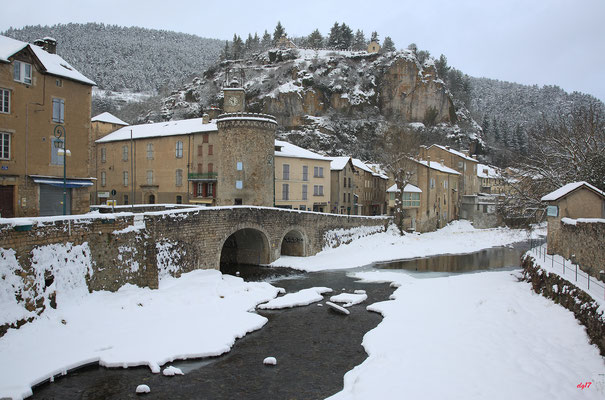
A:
[[148, 194, 156, 204], [280, 230, 305, 256], [220, 228, 270, 274]]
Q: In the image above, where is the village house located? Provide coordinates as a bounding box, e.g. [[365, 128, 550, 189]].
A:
[[274, 140, 331, 212], [328, 156, 356, 215], [352, 159, 388, 216], [386, 182, 422, 230], [423, 144, 479, 196], [94, 116, 218, 206], [0, 35, 96, 217], [477, 163, 508, 194]]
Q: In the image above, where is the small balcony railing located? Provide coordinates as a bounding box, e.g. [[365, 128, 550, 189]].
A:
[[188, 172, 218, 181]]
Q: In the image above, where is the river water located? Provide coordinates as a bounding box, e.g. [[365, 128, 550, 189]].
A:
[[30, 244, 529, 399]]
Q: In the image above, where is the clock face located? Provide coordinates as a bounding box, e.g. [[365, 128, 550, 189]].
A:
[[228, 96, 239, 107]]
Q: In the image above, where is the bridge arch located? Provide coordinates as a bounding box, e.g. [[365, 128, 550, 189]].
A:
[[218, 226, 272, 272], [279, 227, 309, 257]]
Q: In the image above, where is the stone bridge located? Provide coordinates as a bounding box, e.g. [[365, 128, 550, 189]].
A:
[[1, 206, 389, 292]]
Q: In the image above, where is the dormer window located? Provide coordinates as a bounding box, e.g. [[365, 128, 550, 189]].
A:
[[13, 61, 32, 84]]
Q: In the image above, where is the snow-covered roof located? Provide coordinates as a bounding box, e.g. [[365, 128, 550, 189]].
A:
[[0, 35, 96, 86], [352, 159, 388, 179], [415, 159, 461, 175], [91, 112, 129, 126], [429, 144, 478, 163], [274, 140, 330, 161], [387, 183, 422, 193], [96, 118, 217, 143], [477, 163, 502, 179], [541, 182, 605, 202], [329, 156, 351, 171]]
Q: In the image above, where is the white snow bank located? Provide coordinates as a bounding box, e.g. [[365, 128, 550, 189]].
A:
[[327, 269, 605, 400], [0, 270, 281, 400], [263, 357, 277, 366], [329, 293, 368, 307], [257, 287, 332, 309], [273, 221, 544, 272], [136, 384, 150, 393], [162, 366, 184, 376]]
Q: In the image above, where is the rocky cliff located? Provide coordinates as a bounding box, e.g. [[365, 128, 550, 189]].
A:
[[151, 48, 481, 160]]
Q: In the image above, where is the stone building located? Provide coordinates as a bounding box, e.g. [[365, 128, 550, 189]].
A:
[[477, 163, 508, 194], [352, 159, 388, 216], [328, 157, 356, 215], [274, 140, 331, 212], [95, 116, 218, 205], [367, 40, 381, 54], [422, 144, 479, 196], [386, 182, 422, 230], [0, 35, 96, 217]]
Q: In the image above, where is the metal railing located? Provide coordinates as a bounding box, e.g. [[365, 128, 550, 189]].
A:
[[527, 238, 605, 301], [188, 172, 218, 180]]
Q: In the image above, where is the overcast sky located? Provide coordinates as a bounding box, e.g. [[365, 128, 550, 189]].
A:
[[3, 0, 604, 101]]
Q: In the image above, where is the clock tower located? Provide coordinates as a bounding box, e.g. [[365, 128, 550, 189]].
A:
[[223, 87, 245, 113]]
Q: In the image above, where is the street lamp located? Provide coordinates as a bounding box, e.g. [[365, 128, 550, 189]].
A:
[[54, 125, 70, 215]]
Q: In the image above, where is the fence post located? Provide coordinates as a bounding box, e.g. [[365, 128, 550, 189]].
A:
[[575, 264, 578, 281]]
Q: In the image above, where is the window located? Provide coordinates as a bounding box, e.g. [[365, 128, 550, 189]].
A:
[[13, 61, 32, 84], [207, 182, 214, 197], [147, 170, 153, 185], [343, 193, 346, 202], [0, 88, 9, 114], [302, 184, 307, 200], [176, 169, 183, 186], [443, 180, 448, 189], [176, 141, 183, 158], [313, 185, 324, 196], [123, 171, 128, 187], [430, 178, 435, 189], [52, 98, 64, 123], [197, 182, 203, 196], [51, 138, 64, 165], [202, 133, 209, 143], [348, 177, 351, 188], [197, 145, 203, 156], [122, 145, 128, 161], [147, 143, 154, 159], [236, 180, 243, 189], [348, 193, 351, 203], [208, 163, 213, 173], [176, 195, 182, 204], [0, 133, 10, 160], [314, 166, 324, 177], [343, 177, 346, 187], [100, 148, 106, 163], [302, 166, 308, 181], [123, 195, 129, 205], [101, 171, 106, 187], [282, 183, 289, 200], [56, 79, 62, 87], [208, 144, 213, 155], [197, 163, 203, 173], [237, 161, 243, 171], [458, 161, 463, 169], [283, 164, 290, 180], [402, 193, 421, 207]]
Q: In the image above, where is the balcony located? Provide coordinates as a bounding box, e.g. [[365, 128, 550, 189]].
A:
[[188, 172, 218, 181]]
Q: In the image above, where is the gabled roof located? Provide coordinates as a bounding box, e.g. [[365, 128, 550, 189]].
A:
[[429, 144, 478, 163], [329, 156, 352, 171], [477, 163, 502, 179], [387, 183, 422, 193], [0, 35, 96, 86], [415, 159, 461, 175], [541, 181, 605, 202], [91, 112, 129, 126], [352, 159, 388, 179], [96, 118, 217, 143], [274, 140, 329, 161]]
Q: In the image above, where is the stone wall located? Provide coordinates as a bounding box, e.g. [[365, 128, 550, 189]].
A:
[[522, 255, 605, 356], [0, 207, 388, 336], [547, 218, 605, 277]]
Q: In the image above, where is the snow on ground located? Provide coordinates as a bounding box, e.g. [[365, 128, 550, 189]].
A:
[[272, 221, 544, 272], [326, 269, 605, 400], [0, 270, 281, 400], [257, 287, 332, 310], [329, 292, 368, 307]]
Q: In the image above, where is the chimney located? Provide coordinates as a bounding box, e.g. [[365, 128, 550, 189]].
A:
[[427, 156, 431, 166], [445, 145, 450, 151], [462, 149, 469, 157], [202, 113, 210, 124], [440, 159, 445, 167], [419, 145, 427, 160], [42, 37, 57, 54], [472, 155, 477, 160]]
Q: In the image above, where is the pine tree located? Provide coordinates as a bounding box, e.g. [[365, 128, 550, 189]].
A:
[[381, 36, 395, 52], [353, 29, 366, 50], [273, 21, 286, 44], [435, 54, 450, 80], [221, 40, 230, 60], [261, 30, 271, 49], [339, 23, 353, 49], [231, 34, 244, 59], [307, 29, 324, 48], [327, 22, 341, 49]]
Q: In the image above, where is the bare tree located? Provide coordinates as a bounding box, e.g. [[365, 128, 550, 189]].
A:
[[380, 125, 421, 235]]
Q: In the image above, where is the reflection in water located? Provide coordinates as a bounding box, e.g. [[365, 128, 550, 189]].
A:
[[375, 247, 523, 273]]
